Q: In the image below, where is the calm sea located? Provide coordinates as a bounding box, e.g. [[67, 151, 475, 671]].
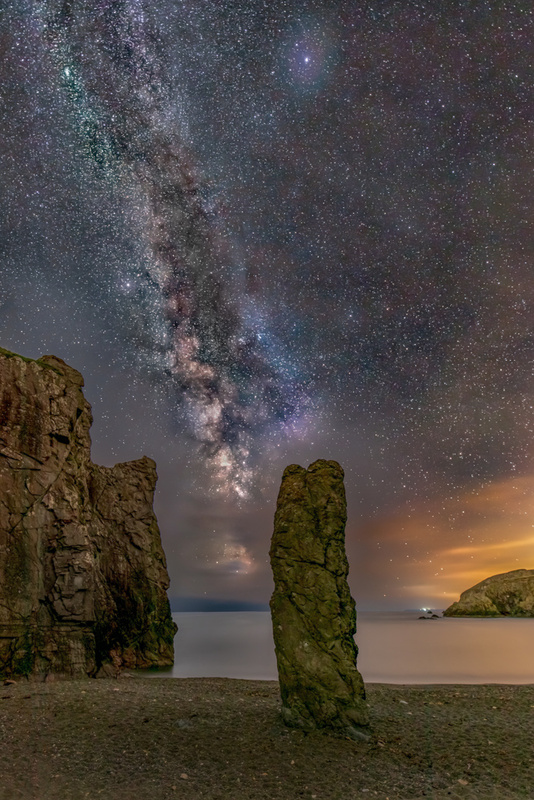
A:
[[144, 611, 534, 684]]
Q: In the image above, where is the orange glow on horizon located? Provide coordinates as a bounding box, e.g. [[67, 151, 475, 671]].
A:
[[354, 473, 534, 607]]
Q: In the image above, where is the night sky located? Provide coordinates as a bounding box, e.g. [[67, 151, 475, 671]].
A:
[[1, 0, 533, 610]]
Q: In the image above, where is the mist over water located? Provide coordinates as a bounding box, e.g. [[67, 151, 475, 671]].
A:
[[142, 612, 534, 684]]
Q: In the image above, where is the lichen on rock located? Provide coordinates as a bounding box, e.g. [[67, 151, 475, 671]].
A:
[[269, 459, 368, 736], [0, 348, 177, 679], [443, 569, 534, 617]]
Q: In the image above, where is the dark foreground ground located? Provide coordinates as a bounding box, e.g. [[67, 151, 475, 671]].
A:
[[1, 678, 533, 800]]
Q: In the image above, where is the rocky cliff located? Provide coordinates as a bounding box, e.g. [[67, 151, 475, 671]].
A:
[[0, 347, 177, 679], [270, 460, 368, 737], [443, 569, 534, 617]]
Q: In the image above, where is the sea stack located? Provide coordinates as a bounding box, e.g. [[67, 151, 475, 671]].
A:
[[0, 347, 177, 679], [269, 459, 368, 736]]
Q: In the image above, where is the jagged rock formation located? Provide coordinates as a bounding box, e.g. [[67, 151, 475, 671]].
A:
[[269, 459, 368, 737], [444, 569, 534, 617], [0, 347, 177, 679]]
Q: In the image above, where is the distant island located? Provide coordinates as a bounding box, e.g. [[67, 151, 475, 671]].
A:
[[443, 568, 534, 617]]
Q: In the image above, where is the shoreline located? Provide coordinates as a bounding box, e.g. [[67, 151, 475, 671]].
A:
[[1, 677, 533, 799]]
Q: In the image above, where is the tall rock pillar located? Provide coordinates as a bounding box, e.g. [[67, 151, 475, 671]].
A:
[[269, 459, 368, 735], [0, 347, 177, 679]]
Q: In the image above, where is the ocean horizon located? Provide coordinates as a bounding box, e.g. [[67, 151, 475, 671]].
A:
[[141, 610, 534, 684]]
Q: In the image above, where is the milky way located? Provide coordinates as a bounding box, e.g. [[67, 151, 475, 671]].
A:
[[1, 1, 533, 608], [35, 0, 307, 499]]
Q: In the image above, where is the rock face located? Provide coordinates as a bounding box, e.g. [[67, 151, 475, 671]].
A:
[[269, 459, 368, 735], [444, 569, 534, 617], [0, 347, 177, 679]]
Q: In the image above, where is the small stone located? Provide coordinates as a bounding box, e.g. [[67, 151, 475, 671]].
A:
[[346, 726, 371, 743], [174, 719, 193, 729], [95, 664, 117, 680], [180, 773, 189, 780], [458, 778, 469, 785]]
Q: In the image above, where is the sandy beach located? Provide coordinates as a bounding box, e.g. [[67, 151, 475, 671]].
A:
[[1, 677, 532, 800]]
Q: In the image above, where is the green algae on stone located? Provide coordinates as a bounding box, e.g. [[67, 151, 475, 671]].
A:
[[0, 346, 63, 375], [270, 459, 369, 736]]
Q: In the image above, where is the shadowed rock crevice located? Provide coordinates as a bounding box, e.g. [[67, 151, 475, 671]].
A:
[[270, 459, 368, 737], [0, 348, 177, 679]]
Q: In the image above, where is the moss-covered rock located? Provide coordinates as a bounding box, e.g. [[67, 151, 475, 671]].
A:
[[443, 569, 534, 617], [270, 460, 368, 736]]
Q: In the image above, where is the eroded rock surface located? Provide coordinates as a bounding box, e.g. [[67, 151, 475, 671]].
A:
[[270, 459, 368, 735], [444, 569, 534, 617], [0, 347, 177, 678]]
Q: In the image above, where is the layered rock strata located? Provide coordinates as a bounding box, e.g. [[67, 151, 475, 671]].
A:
[[270, 459, 368, 736], [0, 347, 177, 679], [444, 569, 534, 617]]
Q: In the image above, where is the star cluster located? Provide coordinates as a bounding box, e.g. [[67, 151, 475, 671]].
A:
[[0, 0, 533, 608]]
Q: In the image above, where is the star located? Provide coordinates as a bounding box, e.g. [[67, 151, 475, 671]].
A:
[[1, 0, 532, 609]]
